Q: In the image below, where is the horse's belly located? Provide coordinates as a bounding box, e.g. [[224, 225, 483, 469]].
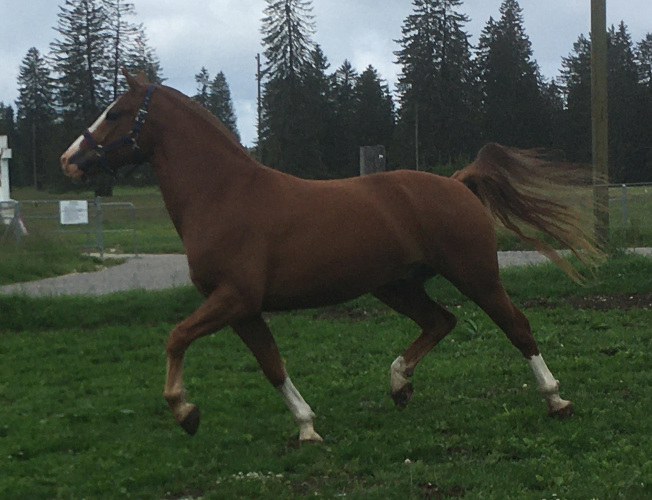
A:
[[261, 258, 430, 311]]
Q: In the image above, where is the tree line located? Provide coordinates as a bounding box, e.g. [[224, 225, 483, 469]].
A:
[[258, 0, 652, 182], [2, 0, 652, 193], [1, 0, 239, 193]]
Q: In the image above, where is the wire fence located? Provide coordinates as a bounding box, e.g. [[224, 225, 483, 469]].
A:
[[1, 183, 651, 257], [1, 197, 138, 257], [609, 183, 652, 248], [610, 182, 652, 224]]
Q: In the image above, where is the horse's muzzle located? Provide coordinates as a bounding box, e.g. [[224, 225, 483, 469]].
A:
[[60, 151, 89, 180]]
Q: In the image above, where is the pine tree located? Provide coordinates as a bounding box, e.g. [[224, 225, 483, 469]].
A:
[[16, 47, 56, 189], [51, 0, 111, 126], [261, 0, 315, 79], [194, 67, 211, 108], [636, 33, 652, 179], [207, 72, 240, 140], [608, 22, 645, 181], [299, 45, 335, 177], [16, 48, 55, 124], [0, 104, 14, 137], [333, 60, 358, 119], [540, 80, 565, 151], [194, 68, 240, 139], [259, 0, 320, 176], [395, 0, 477, 168], [329, 60, 359, 177], [103, 0, 138, 99], [353, 66, 395, 150], [476, 0, 549, 148], [559, 34, 592, 162], [637, 33, 652, 89], [560, 24, 650, 181]]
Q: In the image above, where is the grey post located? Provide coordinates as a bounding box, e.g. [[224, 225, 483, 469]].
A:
[[359, 145, 386, 176]]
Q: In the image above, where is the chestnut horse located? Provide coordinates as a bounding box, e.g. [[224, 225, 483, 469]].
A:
[[61, 70, 600, 441]]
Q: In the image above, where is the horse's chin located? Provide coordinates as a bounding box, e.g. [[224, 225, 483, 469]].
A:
[[62, 163, 85, 181]]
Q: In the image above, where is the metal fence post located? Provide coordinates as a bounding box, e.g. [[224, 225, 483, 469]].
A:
[[94, 196, 104, 258], [131, 203, 139, 257], [621, 184, 628, 225], [13, 201, 22, 245], [359, 145, 386, 176], [0, 201, 23, 246]]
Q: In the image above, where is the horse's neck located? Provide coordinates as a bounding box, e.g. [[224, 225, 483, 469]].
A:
[[148, 94, 258, 237]]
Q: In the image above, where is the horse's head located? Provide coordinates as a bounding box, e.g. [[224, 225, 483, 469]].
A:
[[61, 69, 156, 180]]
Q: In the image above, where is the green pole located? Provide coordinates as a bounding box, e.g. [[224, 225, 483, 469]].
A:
[[591, 0, 609, 247]]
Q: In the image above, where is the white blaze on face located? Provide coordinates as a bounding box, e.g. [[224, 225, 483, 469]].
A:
[[60, 100, 118, 176]]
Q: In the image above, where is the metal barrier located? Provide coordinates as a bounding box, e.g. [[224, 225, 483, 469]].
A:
[[609, 182, 652, 225], [1, 197, 138, 257], [0, 200, 24, 244]]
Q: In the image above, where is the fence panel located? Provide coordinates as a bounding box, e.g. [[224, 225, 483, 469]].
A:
[[3, 185, 652, 256], [1, 197, 138, 257]]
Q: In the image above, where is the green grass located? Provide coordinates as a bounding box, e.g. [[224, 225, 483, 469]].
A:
[[0, 235, 122, 286], [1, 255, 651, 499]]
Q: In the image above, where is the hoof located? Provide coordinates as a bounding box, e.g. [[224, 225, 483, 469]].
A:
[[391, 382, 414, 410], [299, 430, 324, 443], [548, 400, 573, 419], [180, 405, 201, 435], [299, 422, 323, 442]]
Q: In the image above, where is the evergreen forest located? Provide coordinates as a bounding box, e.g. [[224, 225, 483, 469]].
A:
[[3, 0, 652, 192]]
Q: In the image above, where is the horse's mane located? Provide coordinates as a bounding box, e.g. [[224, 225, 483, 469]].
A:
[[158, 84, 252, 161]]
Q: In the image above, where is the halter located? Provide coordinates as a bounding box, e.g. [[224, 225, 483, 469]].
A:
[[82, 83, 156, 176]]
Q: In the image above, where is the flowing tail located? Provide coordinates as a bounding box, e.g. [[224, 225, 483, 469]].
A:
[[452, 142, 604, 281]]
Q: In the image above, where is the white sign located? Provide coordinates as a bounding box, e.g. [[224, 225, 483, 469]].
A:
[[60, 200, 89, 225]]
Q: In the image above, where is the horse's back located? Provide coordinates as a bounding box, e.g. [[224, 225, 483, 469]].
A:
[[253, 169, 498, 306], [340, 169, 502, 288], [186, 166, 500, 309]]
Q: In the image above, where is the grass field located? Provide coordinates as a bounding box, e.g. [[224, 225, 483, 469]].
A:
[[0, 236, 121, 286], [1, 255, 651, 499]]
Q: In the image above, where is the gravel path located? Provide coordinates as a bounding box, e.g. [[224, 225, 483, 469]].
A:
[[1, 249, 650, 298], [0, 254, 191, 297]]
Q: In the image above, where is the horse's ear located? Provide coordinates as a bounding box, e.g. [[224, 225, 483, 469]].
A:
[[122, 68, 150, 89]]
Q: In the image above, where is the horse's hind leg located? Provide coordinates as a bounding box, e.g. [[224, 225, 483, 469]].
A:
[[460, 279, 573, 418], [373, 279, 457, 409]]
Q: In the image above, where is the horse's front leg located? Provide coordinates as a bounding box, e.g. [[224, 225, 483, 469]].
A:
[[164, 287, 245, 435], [233, 316, 323, 442]]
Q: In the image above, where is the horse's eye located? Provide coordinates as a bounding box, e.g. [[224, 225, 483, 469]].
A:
[[106, 111, 121, 121]]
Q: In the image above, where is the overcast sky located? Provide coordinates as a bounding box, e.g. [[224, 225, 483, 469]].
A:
[[1, 0, 650, 146]]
